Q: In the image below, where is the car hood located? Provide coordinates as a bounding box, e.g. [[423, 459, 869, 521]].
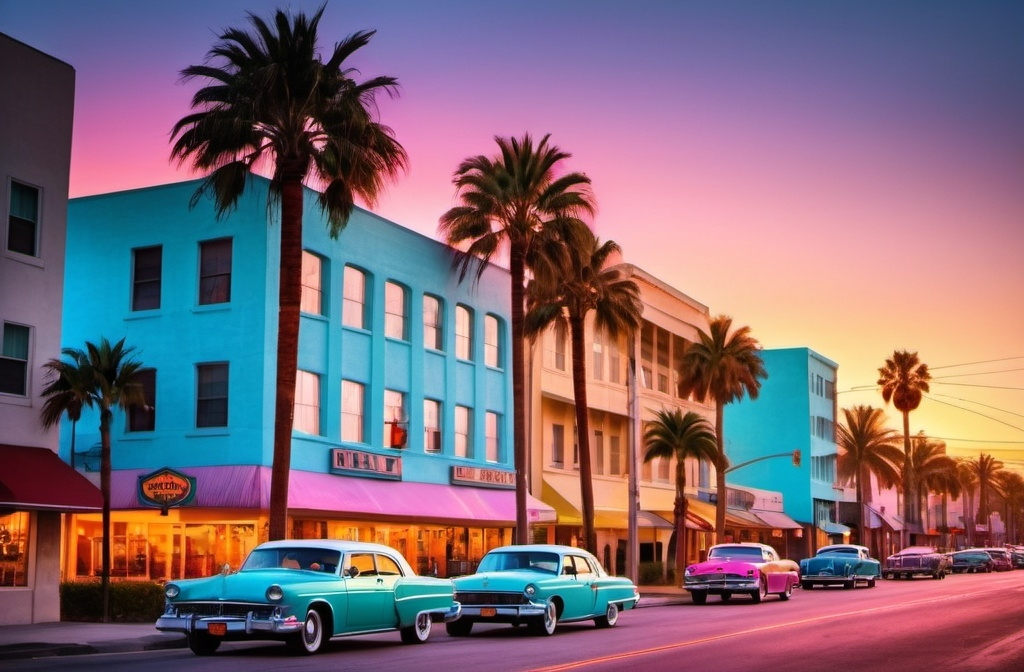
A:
[[687, 559, 762, 574], [452, 569, 556, 589], [169, 569, 335, 602]]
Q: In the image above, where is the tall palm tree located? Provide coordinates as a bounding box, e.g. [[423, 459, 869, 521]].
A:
[[440, 133, 595, 542], [836, 405, 903, 553], [955, 458, 978, 547], [643, 408, 718, 583], [677, 315, 767, 543], [524, 228, 642, 552], [966, 453, 1004, 545], [40, 337, 144, 622], [877, 350, 931, 541], [993, 471, 1024, 545], [171, 6, 408, 540], [907, 433, 956, 538], [38, 348, 93, 469]]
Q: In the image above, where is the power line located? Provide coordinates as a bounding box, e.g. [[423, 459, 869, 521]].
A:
[[929, 392, 1024, 420], [932, 367, 1024, 379], [931, 382, 1024, 391], [930, 356, 1024, 370], [923, 396, 1024, 434]]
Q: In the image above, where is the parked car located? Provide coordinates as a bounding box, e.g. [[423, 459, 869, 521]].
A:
[[446, 544, 639, 636], [974, 547, 1013, 571], [798, 544, 882, 590], [683, 542, 800, 605], [156, 540, 460, 655], [882, 546, 951, 580], [948, 550, 994, 574], [1007, 547, 1024, 569]]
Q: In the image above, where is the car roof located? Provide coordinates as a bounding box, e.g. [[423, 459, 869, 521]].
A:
[[255, 539, 402, 554], [485, 544, 592, 555], [710, 543, 775, 551], [819, 544, 868, 552]]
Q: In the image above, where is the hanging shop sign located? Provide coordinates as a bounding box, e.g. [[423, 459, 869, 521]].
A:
[[137, 467, 197, 513], [450, 465, 515, 489], [331, 448, 402, 480]]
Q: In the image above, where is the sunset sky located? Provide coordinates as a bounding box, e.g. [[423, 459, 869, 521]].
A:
[[7, 1, 1023, 468]]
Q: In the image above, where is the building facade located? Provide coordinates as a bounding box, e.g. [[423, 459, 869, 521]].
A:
[[60, 178, 553, 585], [0, 33, 104, 625]]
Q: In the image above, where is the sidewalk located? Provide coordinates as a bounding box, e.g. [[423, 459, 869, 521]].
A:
[[0, 587, 690, 661]]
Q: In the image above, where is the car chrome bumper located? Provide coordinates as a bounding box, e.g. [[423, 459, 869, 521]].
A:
[[459, 601, 547, 619], [155, 611, 305, 636], [434, 602, 462, 623]]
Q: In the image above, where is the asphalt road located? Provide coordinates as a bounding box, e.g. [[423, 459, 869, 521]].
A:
[[3, 572, 1022, 672]]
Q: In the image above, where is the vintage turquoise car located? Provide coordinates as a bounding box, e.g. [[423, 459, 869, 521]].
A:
[[798, 544, 882, 589], [156, 539, 460, 655], [447, 544, 639, 636]]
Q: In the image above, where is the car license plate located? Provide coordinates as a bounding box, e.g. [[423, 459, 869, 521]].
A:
[[208, 622, 227, 636], [480, 607, 496, 618]]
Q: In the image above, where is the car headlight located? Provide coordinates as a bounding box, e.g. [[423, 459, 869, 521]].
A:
[[684, 567, 694, 575], [266, 584, 284, 601], [524, 584, 537, 597], [164, 584, 180, 599]]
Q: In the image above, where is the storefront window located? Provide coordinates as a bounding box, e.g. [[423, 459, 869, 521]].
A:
[[0, 511, 29, 587]]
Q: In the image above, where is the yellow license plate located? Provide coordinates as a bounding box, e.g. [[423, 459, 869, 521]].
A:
[[480, 607, 496, 618], [208, 622, 227, 636]]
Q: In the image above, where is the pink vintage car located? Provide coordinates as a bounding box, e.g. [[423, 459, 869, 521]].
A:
[[683, 542, 800, 605]]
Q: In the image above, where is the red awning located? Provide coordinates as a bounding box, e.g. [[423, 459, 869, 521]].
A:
[[0, 444, 102, 512]]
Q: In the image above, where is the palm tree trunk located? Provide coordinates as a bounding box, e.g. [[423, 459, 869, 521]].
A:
[[675, 459, 688, 584], [569, 314, 596, 553], [268, 175, 305, 541], [510, 245, 529, 544], [857, 464, 867, 555], [901, 410, 914, 546], [714, 404, 726, 545], [99, 410, 112, 623]]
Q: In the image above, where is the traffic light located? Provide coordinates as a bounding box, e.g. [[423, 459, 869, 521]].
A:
[[792, 449, 801, 467]]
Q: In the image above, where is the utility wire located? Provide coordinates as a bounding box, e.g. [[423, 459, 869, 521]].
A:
[[923, 396, 1024, 434], [930, 356, 1024, 370]]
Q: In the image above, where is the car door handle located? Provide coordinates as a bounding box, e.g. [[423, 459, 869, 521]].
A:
[[377, 578, 384, 585]]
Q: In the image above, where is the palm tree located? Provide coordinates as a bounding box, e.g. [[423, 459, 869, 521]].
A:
[[440, 133, 595, 542], [877, 350, 931, 541], [40, 337, 145, 622], [677, 315, 767, 543], [955, 458, 978, 547], [524, 228, 642, 552], [907, 433, 956, 538], [966, 453, 1004, 545], [38, 348, 93, 469], [836, 405, 903, 554], [993, 471, 1024, 545], [171, 6, 408, 540], [643, 409, 718, 583]]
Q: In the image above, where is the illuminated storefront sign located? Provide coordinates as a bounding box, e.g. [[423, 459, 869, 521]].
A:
[[331, 448, 402, 480], [137, 467, 196, 512], [450, 465, 515, 489]]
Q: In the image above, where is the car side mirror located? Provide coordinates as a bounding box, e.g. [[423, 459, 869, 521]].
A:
[[346, 566, 360, 578], [220, 563, 232, 576]]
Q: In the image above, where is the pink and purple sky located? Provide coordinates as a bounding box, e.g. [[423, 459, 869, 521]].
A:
[[7, 1, 1024, 468]]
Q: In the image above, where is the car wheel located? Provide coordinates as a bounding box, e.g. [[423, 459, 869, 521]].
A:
[[867, 578, 876, 588], [595, 602, 619, 628], [446, 619, 473, 637], [844, 578, 855, 590], [750, 580, 766, 604], [691, 592, 707, 605], [401, 612, 431, 644], [932, 571, 941, 580], [720, 592, 732, 603], [779, 581, 793, 601], [531, 599, 557, 636], [800, 580, 812, 590], [187, 632, 220, 656], [289, 606, 328, 655]]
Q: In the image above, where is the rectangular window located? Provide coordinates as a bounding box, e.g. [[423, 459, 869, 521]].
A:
[[672, 334, 686, 397], [424, 399, 442, 453], [454, 405, 471, 458], [383, 389, 405, 448], [0, 323, 30, 396], [294, 370, 321, 435], [455, 305, 472, 360], [592, 329, 604, 381], [698, 457, 711, 489], [423, 295, 443, 350], [199, 238, 232, 305], [132, 246, 162, 311], [609, 435, 621, 476], [342, 266, 367, 329], [7, 181, 39, 256], [196, 363, 228, 427], [384, 281, 406, 340], [484, 315, 500, 368], [608, 337, 621, 384], [553, 322, 567, 371], [552, 424, 565, 467], [341, 380, 364, 443], [593, 429, 604, 475], [657, 456, 671, 482], [300, 251, 324, 315], [657, 327, 670, 393], [640, 322, 653, 389], [485, 411, 499, 463], [127, 368, 156, 432]]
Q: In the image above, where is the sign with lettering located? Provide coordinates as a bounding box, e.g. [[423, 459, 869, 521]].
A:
[[137, 467, 196, 510], [450, 465, 516, 489], [331, 448, 402, 480]]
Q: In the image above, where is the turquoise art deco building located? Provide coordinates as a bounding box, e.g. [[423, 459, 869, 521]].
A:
[[60, 177, 552, 582]]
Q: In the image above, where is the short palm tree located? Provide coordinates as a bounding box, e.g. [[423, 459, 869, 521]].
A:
[[643, 409, 718, 582], [440, 133, 595, 542], [993, 471, 1024, 545], [38, 348, 92, 469], [908, 433, 956, 536], [525, 228, 642, 552], [836, 405, 903, 553], [677, 315, 766, 543], [877, 350, 931, 537], [955, 458, 979, 546], [40, 337, 145, 623], [966, 453, 1004, 544], [171, 6, 407, 540]]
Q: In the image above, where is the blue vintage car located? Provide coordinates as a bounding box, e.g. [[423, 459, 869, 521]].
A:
[[798, 544, 882, 589], [156, 539, 460, 655], [447, 544, 639, 636]]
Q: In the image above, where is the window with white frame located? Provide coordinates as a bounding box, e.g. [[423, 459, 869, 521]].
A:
[[455, 305, 472, 360], [300, 251, 324, 315], [485, 411, 500, 463], [640, 322, 653, 388], [593, 429, 604, 475], [484, 314, 500, 368], [384, 281, 407, 340], [7, 180, 39, 257], [657, 327, 670, 393], [132, 246, 162, 311], [552, 423, 565, 467], [383, 389, 405, 448], [454, 405, 471, 458], [0, 322, 30, 396], [199, 238, 232, 305], [672, 334, 686, 397], [294, 370, 321, 435], [196, 363, 228, 427], [423, 295, 443, 350], [609, 435, 621, 476], [342, 266, 367, 329], [608, 336, 621, 384], [424, 399, 442, 452], [127, 368, 156, 432], [592, 329, 604, 381], [552, 321, 567, 370], [341, 380, 364, 443]]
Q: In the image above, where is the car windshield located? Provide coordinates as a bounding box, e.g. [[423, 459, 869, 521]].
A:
[[476, 551, 561, 574], [242, 548, 341, 573], [821, 548, 857, 556], [708, 546, 763, 560]]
